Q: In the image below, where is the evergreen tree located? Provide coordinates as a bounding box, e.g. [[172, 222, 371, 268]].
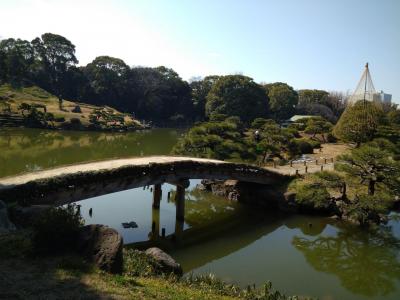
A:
[[333, 100, 384, 146]]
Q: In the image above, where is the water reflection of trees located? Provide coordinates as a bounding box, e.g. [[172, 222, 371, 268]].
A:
[[0, 128, 181, 177], [170, 187, 242, 228], [292, 224, 400, 297]]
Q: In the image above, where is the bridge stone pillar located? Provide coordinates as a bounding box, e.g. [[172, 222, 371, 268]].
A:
[[175, 185, 185, 222], [152, 183, 162, 209]]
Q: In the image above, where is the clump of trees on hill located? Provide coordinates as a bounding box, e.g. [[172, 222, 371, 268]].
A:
[[1, 32, 351, 126]]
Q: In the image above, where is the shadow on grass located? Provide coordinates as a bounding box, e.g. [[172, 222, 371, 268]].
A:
[[0, 233, 142, 299]]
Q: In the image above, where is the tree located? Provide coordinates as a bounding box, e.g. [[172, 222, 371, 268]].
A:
[[0, 38, 35, 85], [172, 116, 255, 161], [387, 109, 400, 125], [263, 82, 298, 120], [205, 75, 269, 122], [326, 91, 348, 118], [83, 56, 129, 107], [251, 118, 275, 129], [190, 75, 220, 121], [335, 144, 400, 196], [312, 171, 347, 200], [32, 33, 78, 101], [333, 100, 384, 146], [127, 66, 193, 124], [298, 89, 329, 106], [296, 102, 336, 123], [304, 117, 333, 141], [0, 47, 6, 83], [256, 120, 298, 161], [296, 89, 345, 122]]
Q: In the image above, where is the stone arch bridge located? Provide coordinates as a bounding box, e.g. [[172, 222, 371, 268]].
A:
[[0, 156, 290, 221]]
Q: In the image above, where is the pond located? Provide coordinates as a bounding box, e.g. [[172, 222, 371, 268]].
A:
[[1, 127, 400, 299]]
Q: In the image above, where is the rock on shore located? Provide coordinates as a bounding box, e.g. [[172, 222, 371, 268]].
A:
[[145, 247, 183, 276], [78, 224, 124, 274]]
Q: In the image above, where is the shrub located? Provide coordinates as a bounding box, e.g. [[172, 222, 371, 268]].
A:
[[124, 248, 165, 277], [68, 117, 82, 129], [70, 118, 81, 125], [72, 105, 82, 113], [288, 122, 306, 131], [32, 204, 84, 254], [45, 112, 54, 121], [307, 139, 321, 149], [285, 127, 300, 138], [326, 132, 337, 143], [251, 118, 274, 129], [54, 115, 65, 122], [295, 182, 332, 212], [296, 140, 313, 154]]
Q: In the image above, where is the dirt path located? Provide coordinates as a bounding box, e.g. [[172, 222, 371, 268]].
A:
[[264, 143, 350, 176]]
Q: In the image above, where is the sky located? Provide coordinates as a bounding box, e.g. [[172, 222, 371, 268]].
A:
[[0, 0, 399, 102]]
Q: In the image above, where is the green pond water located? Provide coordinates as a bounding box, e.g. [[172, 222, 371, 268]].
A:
[[1, 127, 400, 299]]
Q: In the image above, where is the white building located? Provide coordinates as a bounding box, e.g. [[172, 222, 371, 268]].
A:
[[373, 90, 392, 104]]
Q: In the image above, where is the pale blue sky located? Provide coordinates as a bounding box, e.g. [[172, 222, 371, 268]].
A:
[[1, 0, 399, 102]]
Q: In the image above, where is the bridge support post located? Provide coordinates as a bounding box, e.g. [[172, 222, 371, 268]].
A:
[[151, 208, 160, 239], [174, 219, 184, 243], [152, 183, 162, 209], [175, 185, 185, 222]]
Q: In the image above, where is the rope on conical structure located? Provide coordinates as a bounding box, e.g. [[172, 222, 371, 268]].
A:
[[333, 63, 383, 144]]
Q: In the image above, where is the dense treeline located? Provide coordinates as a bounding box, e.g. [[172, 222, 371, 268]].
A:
[[0, 34, 194, 125], [0, 33, 349, 125]]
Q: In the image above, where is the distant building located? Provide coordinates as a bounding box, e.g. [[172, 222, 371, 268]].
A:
[[288, 115, 316, 122], [373, 90, 392, 104], [281, 115, 317, 127]]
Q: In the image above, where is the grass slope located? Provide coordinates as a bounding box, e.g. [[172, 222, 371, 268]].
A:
[[0, 84, 143, 130]]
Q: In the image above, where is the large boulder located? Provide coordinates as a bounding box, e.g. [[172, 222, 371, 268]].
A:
[[78, 224, 123, 274], [145, 247, 183, 276], [0, 200, 16, 233]]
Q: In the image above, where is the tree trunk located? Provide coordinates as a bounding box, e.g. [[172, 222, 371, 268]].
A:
[[262, 152, 268, 163], [368, 180, 375, 196]]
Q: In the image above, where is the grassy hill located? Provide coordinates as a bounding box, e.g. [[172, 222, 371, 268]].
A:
[[0, 84, 144, 131]]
